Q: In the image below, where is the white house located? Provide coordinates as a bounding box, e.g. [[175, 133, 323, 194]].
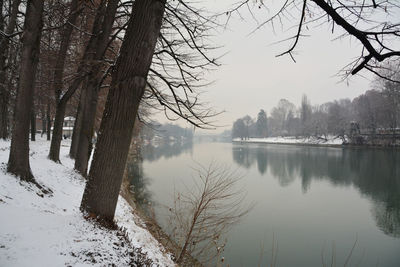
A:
[[51, 116, 75, 138]]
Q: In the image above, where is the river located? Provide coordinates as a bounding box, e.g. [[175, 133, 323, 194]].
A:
[[126, 141, 400, 266]]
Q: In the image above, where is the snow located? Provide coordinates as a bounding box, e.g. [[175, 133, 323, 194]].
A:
[[232, 135, 344, 145], [0, 137, 175, 267]]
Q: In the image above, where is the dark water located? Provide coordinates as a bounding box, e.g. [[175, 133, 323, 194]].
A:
[[126, 142, 400, 266]]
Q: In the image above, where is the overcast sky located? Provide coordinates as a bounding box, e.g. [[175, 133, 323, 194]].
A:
[[155, 1, 380, 133]]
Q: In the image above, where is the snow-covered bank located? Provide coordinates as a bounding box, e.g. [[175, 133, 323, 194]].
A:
[[0, 137, 175, 267], [232, 136, 344, 146]]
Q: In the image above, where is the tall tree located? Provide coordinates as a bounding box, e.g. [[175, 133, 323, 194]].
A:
[[0, 0, 22, 139], [74, 0, 119, 175], [7, 0, 44, 183], [48, 0, 85, 162], [69, 89, 85, 158], [271, 99, 296, 135], [242, 115, 253, 139], [80, 0, 166, 222], [300, 94, 312, 137], [232, 118, 246, 139], [255, 109, 268, 137]]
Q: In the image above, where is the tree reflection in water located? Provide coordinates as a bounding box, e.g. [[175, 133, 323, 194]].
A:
[[125, 141, 193, 214], [232, 144, 400, 238], [141, 141, 193, 162], [125, 157, 153, 209]]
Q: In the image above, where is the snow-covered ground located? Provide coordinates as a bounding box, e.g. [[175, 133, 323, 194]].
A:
[[233, 135, 344, 145], [0, 137, 175, 267]]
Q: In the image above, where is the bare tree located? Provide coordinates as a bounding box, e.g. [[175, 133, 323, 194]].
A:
[[7, 0, 44, 184], [300, 94, 312, 137], [232, 118, 246, 139], [79, 0, 222, 223], [270, 99, 296, 136], [47, 0, 83, 162], [0, 0, 22, 139], [145, 1, 221, 128], [168, 163, 250, 265], [226, 1, 400, 82], [48, 1, 95, 162], [73, 0, 119, 175], [80, 0, 167, 223]]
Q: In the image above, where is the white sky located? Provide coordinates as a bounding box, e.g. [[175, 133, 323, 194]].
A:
[[155, 0, 384, 133]]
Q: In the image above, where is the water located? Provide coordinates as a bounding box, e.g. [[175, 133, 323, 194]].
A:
[[126, 142, 400, 266]]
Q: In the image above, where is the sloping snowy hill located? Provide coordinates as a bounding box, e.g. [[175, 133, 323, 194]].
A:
[[0, 138, 175, 267]]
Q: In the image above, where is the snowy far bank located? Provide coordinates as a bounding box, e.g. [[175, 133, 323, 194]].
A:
[[0, 137, 175, 267], [232, 136, 344, 146]]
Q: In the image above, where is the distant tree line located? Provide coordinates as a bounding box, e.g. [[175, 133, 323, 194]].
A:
[[140, 122, 193, 144], [232, 72, 400, 140]]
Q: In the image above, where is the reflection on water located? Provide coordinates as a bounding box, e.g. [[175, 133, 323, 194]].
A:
[[125, 141, 193, 213], [232, 144, 400, 238], [125, 157, 152, 208], [127, 142, 400, 266], [141, 141, 193, 162]]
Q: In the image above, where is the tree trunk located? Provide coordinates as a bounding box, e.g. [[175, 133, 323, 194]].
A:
[[48, 0, 117, 162], [48, 0, 82, 162], [46, 100, 51, 141], [73, 0, 118, 171], [80, 0, 166, 223], [48, 101, 67, 162], [41, 110, 46, 137], [7, 0, 44, 182], [52, 0, 81, 101], [0, 0, 5, 140], [0, 86, 9, 139], [69, 88, 85, 158], [74, 83, 99, 175], [0, 0, 21, 139], [30, 106, 36, 141]]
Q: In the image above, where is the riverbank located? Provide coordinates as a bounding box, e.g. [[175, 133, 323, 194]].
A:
[[232, 136, 344, 147], [0, 137, 175, 266], [232, 136, 400, 148], [122, 146, 203, 267]]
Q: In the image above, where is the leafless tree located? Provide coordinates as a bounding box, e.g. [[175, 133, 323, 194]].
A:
[[7, 0, 44, 185], [145, 0, 222, 128], [72, 0, 119, 174], [79, 0, 223, 224], [226, 0, 400, 82], [0, 0, 22, 139], [168, 163, 251, 265], [80, 0, 167, 223]]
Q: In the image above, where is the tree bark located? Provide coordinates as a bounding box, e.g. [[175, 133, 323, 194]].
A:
[[0, 86, 9, 139], [80, 0, 166, 223], [30, 106, 36, 141], [41, 109, 46, 137], [0, 0, 22, 139], [46, 100, 51, 141], [48, 100, 67, 161], [74, 82, 99, 175], [48, 0, 83, 162], [48, 0, 116, 162], [52, 0, 81, 101], [74, 0, 119, 174], [7, 0, 44, 182], [48, 74, 84, 161], [69, 88, 85, 158]]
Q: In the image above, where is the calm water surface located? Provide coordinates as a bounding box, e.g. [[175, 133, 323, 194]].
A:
[[126, 142, 400, 266]]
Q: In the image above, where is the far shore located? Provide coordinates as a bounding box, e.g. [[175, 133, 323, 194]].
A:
[[232, 136, 400, 149]]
